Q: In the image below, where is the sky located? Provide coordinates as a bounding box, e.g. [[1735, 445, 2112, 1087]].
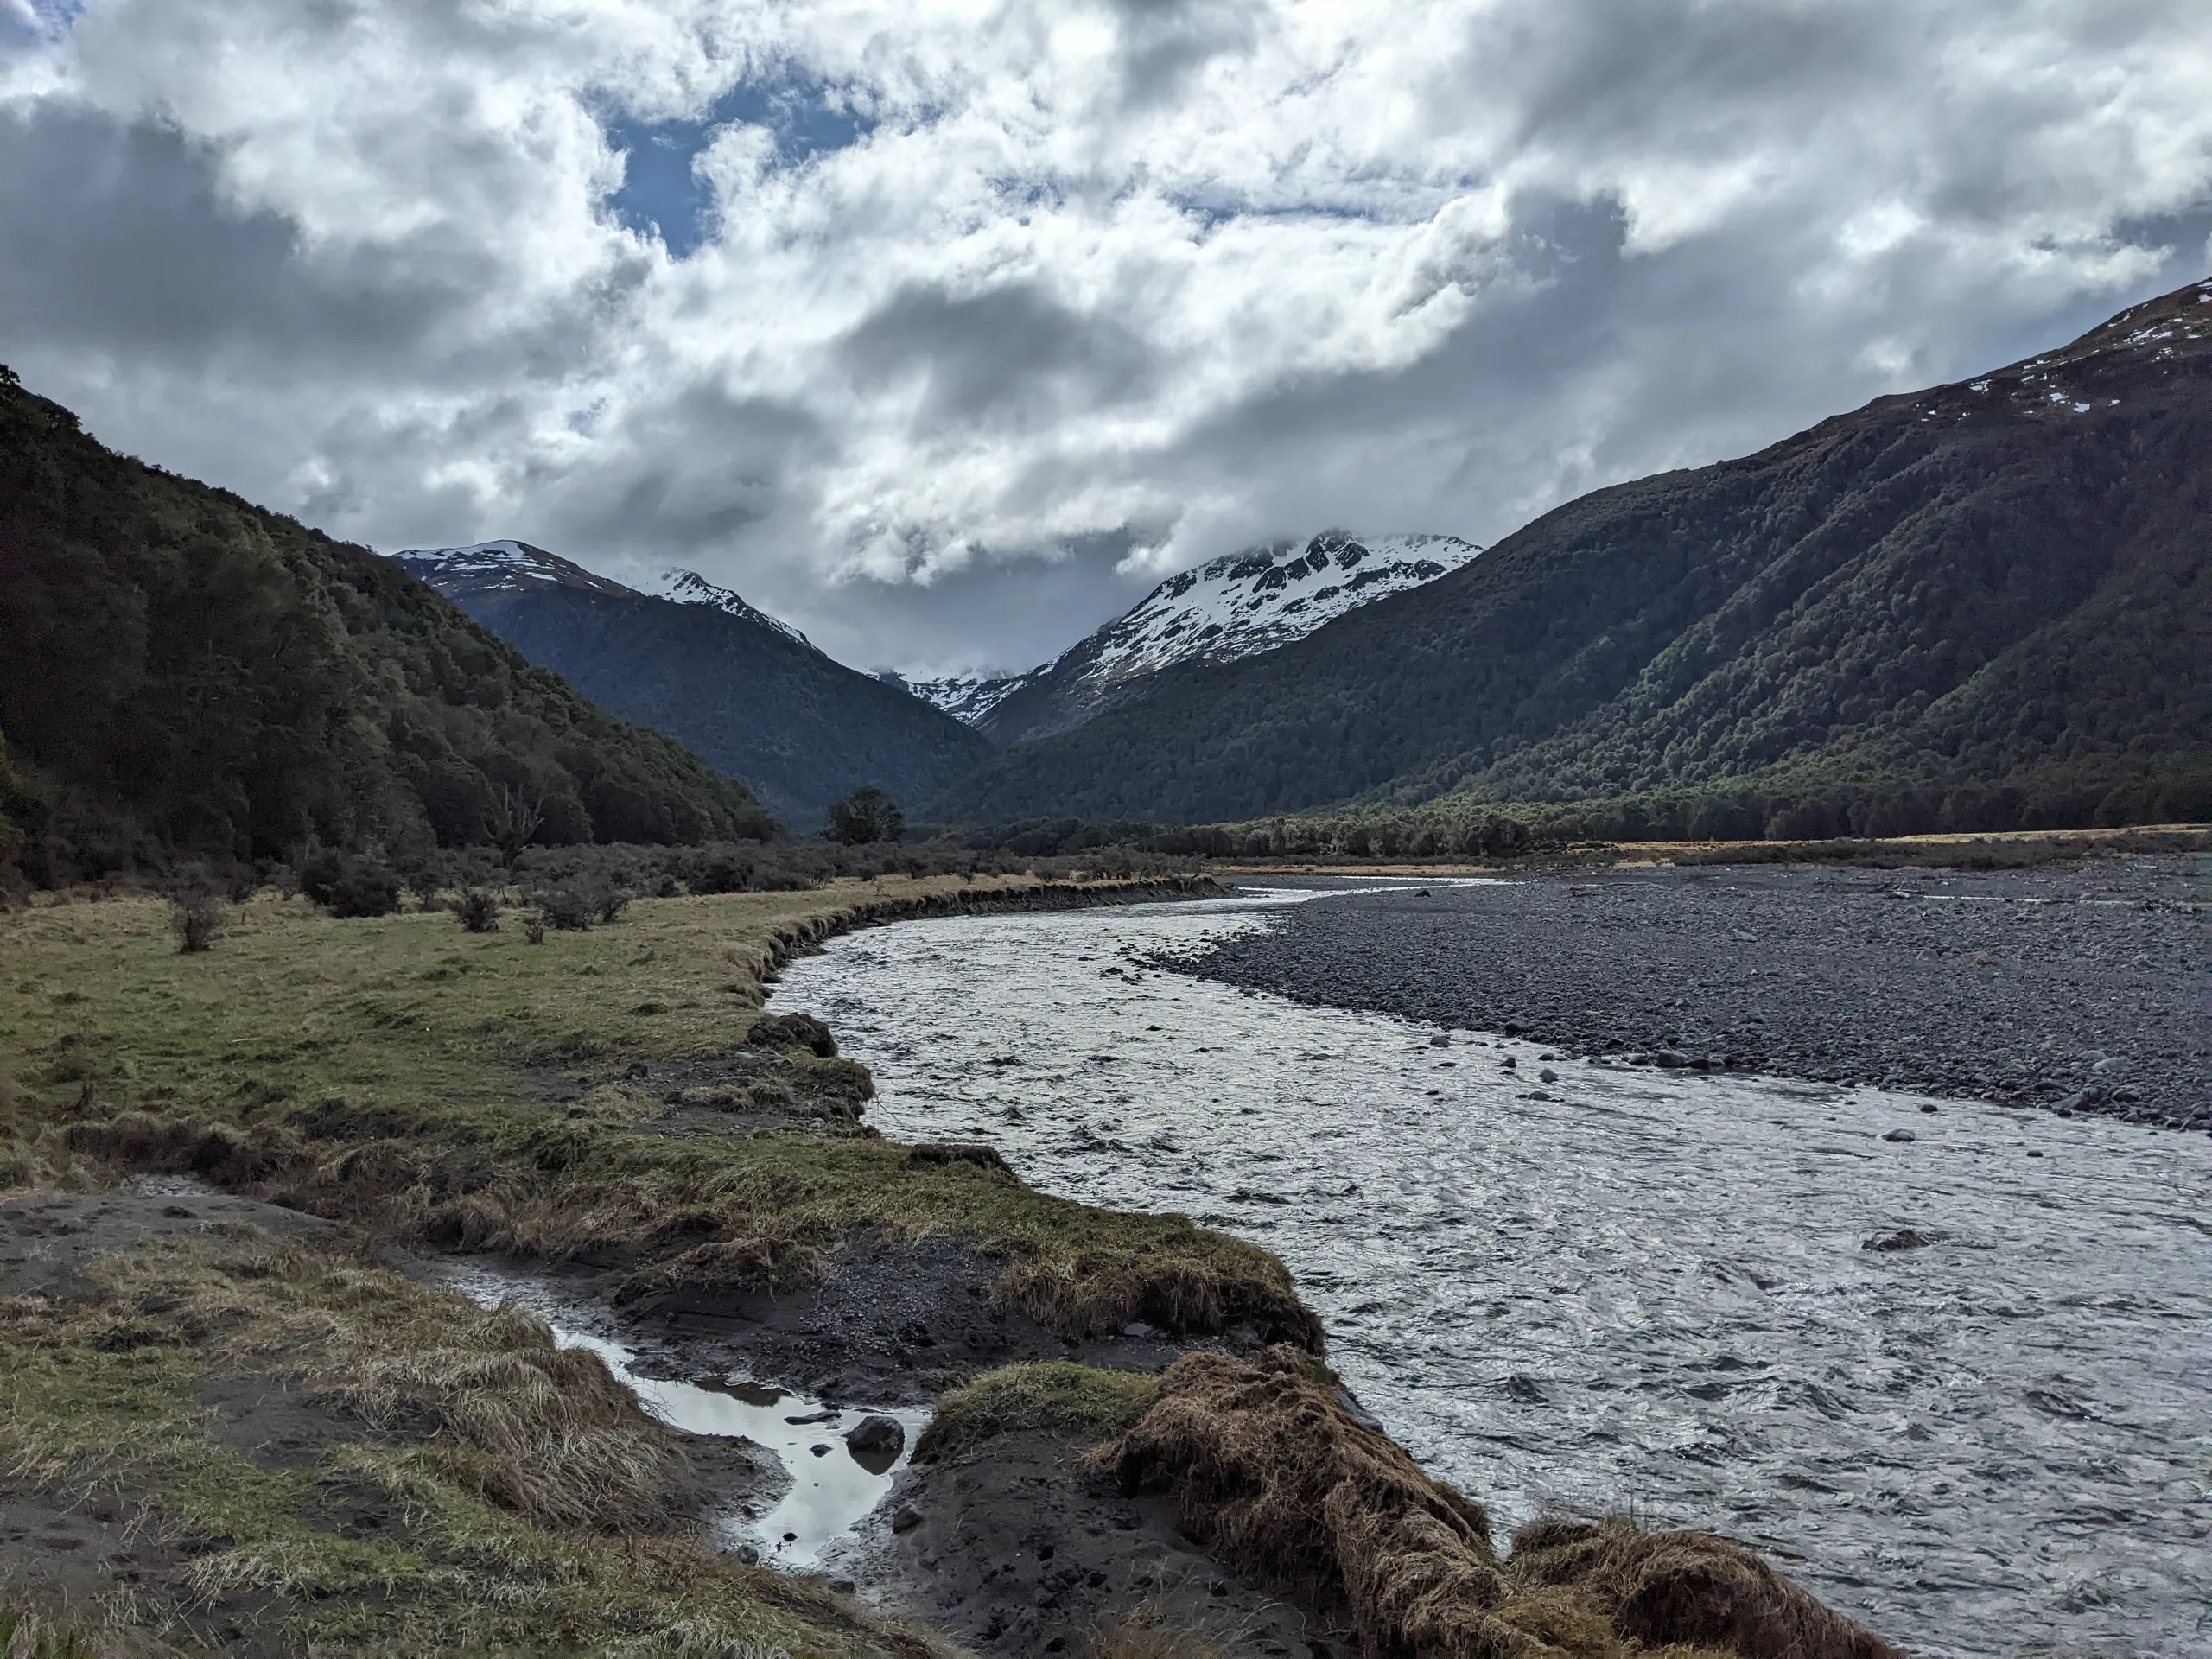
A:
[[3, 1, 2209, 679]]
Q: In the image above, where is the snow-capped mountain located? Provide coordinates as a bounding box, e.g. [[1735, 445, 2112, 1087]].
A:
[[1084, 530, 1478, 679], [390, 543, 822, 652], [938, 531, 1481, 747], [388, 539, 641, 600], [653, 569, 817, 650], [883, 671, 1031, 726], [386, 540, 991, 823]]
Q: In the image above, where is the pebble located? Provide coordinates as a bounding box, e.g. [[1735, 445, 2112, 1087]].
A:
[[846, 1415, 906, 1459], [1187, 861, 2203, 1131], [1882, 1129, 1916, 1143]]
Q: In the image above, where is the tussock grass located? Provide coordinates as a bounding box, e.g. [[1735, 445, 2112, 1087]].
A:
[[0, 1611, 100, 1659], [916, 1361, 1160, 1463], [1088, 1603, 1238, 1658], [1088, 1351, 1903, 1659], [0, 878, 1307, 1346], [92, 1236, 691, 1534], [0, 1224, 941, 1656]]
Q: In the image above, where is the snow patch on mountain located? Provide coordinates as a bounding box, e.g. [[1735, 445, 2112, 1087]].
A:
[[654, 569, 817, 650], [903, 531, 1481, 739], [389, 542, 822, 652], [883, 671, 1030, 724], [1087, 531, 1480, 685], [389, 539, 638, 598]]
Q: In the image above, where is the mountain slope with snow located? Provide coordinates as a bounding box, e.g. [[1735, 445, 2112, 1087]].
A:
[[935, 279, 2212, 828], [389, 542, 991, 825], [929, 531, 1480, 747], [880, 670, 1031, 726]]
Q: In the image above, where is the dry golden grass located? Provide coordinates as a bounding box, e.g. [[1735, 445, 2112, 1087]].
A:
[[915, 1360, 1160, 1464], [1088, 1351, 1904, 1659]]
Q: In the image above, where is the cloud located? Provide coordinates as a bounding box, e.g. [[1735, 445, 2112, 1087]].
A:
[[2, 0, 2209, 676]]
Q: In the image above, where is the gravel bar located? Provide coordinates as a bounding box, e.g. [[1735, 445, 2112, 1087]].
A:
[[1175, 855, 2208, 1131]]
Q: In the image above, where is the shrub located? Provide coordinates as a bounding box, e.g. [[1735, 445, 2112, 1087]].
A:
[[523, 914, 547, 944], [300, 850, 404, 918], [594, 883, 629, 925], [827, 786, 903, 846], [455, 889, 500, 934], [530, 887, 594, 931], [403, 859, 448, 911], [169, 893, 225, 953]]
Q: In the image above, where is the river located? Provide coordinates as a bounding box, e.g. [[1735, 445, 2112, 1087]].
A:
[[772, 882, 2211, 1658]]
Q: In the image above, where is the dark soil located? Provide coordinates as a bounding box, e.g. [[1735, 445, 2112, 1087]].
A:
[[0, 1188, 338, 1653], [0, 1186, 786, 1651], [842, 1427, 1350, 1657], [1177, 856, 2207, 1130], [582, 1230, 1255, 1408]]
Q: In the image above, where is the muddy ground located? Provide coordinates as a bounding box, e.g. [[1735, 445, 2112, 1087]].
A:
[[607, 1230, 1263, 1408], [1180, 855, 2208, 1130], [842, 1427, 1348, 1658], [0, 1185, 1325, 1654]]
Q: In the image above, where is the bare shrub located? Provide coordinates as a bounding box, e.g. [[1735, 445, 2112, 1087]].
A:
[[455, 889, 500, 934], [169, 892, 226, 953]]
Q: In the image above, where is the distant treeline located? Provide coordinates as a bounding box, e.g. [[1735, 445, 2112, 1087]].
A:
[[951, 756, 2211, 861]]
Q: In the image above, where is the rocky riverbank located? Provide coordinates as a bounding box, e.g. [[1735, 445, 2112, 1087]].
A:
[[1174, 855, 2207, 1130]]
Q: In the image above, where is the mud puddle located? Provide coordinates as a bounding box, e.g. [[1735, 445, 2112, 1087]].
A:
[[430, 1261, 931, 1568]]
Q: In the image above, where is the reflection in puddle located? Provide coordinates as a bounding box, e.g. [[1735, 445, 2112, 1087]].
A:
[[430, 1262, 929, 1567]]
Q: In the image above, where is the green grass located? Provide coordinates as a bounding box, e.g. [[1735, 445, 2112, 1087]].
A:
[[0, 879, 1316, 1344]]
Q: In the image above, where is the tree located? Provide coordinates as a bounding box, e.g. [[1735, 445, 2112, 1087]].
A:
[[487, 785, 543, 869], [826, 787, 903, 845]]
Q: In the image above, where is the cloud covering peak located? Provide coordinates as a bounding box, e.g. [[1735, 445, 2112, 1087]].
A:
[[3, 0, 2208, 673]]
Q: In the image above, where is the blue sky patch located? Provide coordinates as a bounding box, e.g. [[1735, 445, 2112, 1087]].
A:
[[605, 75, 874, 259]]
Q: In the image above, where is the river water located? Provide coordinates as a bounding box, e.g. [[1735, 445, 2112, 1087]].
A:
[[772, 884, 2211, 1659]]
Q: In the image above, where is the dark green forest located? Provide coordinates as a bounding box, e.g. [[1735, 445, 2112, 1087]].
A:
[[937, 282, 2212, 837], [0, 366, 772, 887]]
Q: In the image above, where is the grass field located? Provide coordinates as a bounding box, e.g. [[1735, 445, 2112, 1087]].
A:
[[0, 875, 1306, 1340], [0, 872, 1308, 1654]]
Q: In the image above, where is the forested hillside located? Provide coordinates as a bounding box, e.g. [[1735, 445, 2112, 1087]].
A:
[[938, 281, 2212, 836], [0, 368, 772, 887], [395, 545, 992, 828]]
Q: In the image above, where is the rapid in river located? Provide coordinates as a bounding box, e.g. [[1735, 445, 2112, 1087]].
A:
[[772, 882, 2211, 1659]]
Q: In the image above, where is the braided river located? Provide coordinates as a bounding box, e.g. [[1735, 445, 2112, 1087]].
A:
[[772, 883, 2209, 1658]]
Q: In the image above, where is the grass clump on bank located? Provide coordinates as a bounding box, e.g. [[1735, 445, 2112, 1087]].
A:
[[1085, 1351, 1903, 1659], [0, 876, 1310, 1347], [915, 1362, 1161, 1464], [0, 1220, 937, 1656]]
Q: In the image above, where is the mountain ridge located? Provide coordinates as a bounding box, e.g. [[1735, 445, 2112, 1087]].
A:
[[0, 374, 773, 885], [896, 531, 1481, 747], [391, 542, 993, 827], [933, 279, 2212, 835]]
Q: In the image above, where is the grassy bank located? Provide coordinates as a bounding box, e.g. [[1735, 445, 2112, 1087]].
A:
[[927, 1355, 1901, 1659], [0, 874, 1308, 1344], [0, 1208, 939, 1655]]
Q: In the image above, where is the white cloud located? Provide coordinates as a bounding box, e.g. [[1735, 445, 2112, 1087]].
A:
[[2, 0, 2209, 676]]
